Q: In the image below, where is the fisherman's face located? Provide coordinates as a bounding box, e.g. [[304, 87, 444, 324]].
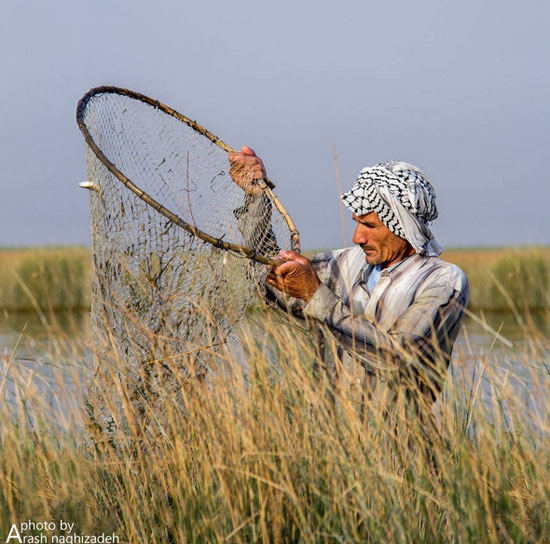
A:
[[352, 212, 414, 269]]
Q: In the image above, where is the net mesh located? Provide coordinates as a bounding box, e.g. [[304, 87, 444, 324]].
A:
[[80, 89, 295, 431]]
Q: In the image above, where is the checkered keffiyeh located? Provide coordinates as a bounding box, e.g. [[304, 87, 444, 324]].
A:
[[341, 161, 443, 256]]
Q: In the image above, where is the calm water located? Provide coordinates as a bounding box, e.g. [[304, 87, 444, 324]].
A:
[[1, 309, 549, 428], [0, 311, 89, 427], [449, 311, 550, 431]]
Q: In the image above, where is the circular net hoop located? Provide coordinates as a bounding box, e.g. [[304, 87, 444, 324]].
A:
[[77, 87, 299, 389]]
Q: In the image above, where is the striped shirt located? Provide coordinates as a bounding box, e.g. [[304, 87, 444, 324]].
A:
[[268, 247, 469, 404]]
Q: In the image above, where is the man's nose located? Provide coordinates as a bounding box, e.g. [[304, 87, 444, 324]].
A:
[[352, 224, 368, 245]]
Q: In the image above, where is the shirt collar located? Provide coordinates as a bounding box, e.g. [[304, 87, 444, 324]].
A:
[[380, 252, 425, 278]]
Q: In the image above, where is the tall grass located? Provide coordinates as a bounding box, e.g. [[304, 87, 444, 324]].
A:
[[0, 247, 90, 311], [1, 300, 550, 542], [443, 247, 550, 312]]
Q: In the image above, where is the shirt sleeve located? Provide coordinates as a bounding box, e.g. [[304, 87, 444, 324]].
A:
[[233, 193, 278, 257]]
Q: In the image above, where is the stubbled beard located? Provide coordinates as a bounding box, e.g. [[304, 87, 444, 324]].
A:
[[364, 252, 383, 266]]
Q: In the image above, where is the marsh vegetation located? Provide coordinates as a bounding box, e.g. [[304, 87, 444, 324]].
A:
[[0, 246, 549, 542]]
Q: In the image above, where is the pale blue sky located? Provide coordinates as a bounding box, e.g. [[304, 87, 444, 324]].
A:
[[1, 0, 548, 249]]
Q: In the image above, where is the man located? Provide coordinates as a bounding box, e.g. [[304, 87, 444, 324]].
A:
[[229, 146, 469, 412]]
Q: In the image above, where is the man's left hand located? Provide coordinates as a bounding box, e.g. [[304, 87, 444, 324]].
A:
[[266, 250, 320, 303], [228, 146, 266, 196]]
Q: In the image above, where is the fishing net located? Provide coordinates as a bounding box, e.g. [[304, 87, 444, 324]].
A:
[[77, 87, 299, 433]]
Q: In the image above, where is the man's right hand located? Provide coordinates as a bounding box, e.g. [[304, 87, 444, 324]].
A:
[[266, 251, 321, 303], [228, 146, 266, 196]]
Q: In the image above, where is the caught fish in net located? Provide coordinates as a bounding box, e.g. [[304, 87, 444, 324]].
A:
[[76, 86, 299, 433]]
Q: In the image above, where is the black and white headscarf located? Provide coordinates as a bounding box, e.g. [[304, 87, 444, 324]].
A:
[[341, 161, 443, 257]]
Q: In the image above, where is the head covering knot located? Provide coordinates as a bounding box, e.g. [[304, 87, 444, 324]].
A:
[[341, 161, 443, 257]]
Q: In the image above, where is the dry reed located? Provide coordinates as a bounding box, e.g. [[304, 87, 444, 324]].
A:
[[1, 295, 549, 542]]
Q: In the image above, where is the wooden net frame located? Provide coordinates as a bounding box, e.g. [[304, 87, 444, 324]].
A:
[[77, 86, 299, 265]]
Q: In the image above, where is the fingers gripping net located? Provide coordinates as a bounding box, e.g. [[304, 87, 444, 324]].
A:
[[78, 88, 296, 407]]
